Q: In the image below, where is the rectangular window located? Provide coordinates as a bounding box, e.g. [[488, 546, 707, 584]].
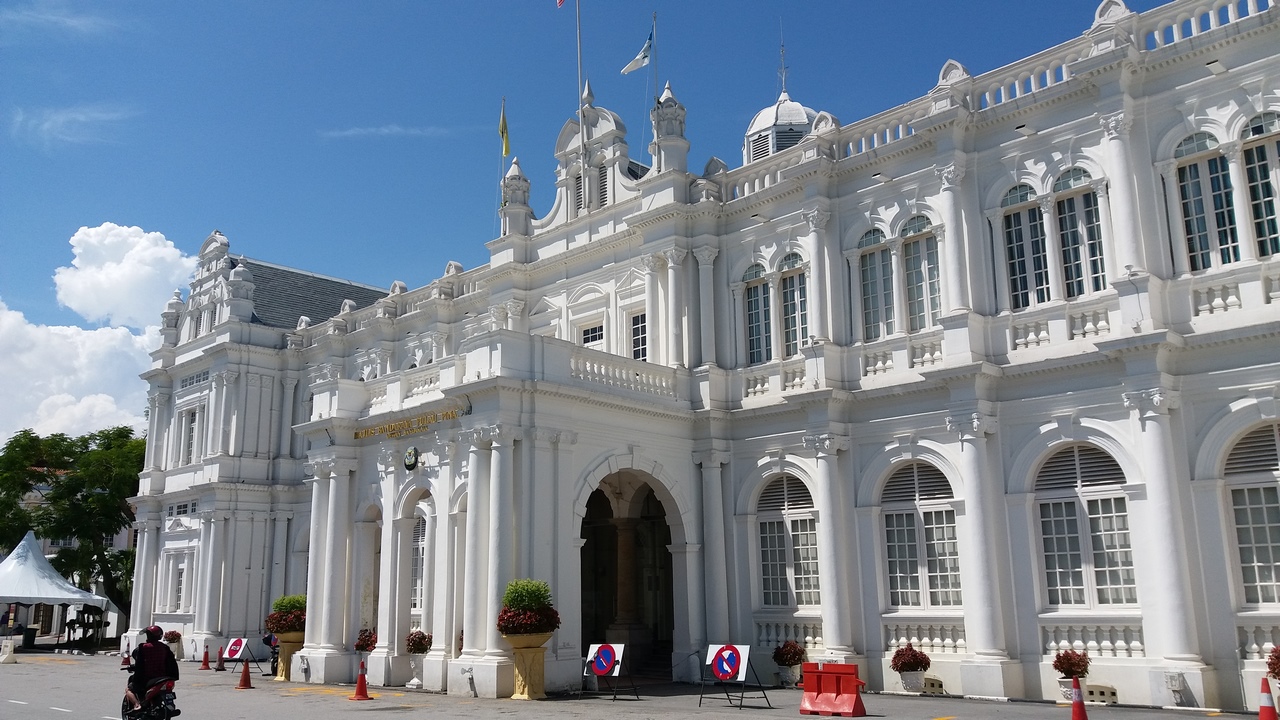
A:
[[179, 370, 210, 390], [181, 409, 198, 466], [923, 509, 963, 606], [1056, 194, 1104, 298], [860, 248, 894, 340], [580, 324, 604, 350], [1244, 141, 1280, 257], [1178, 162, 1214, 271], [1040, 500, 1086, 605], [791, 518, 821, 606], [410, 518, 426, 609], [884, 512, 921, 607], [630, 313, 647, 361], [175, 567, 185, 609], [1004, 208, 1049, 309], [905, 237, 939, 332], [175, 503, 189, 516], [759, 520, 790, 606], [1087, 497, 1137, 604], [780, 273, 807, 357], [745, 282, 772, 364], [1232, 485, 1280, 604], [1207, 156, 1240, 265]]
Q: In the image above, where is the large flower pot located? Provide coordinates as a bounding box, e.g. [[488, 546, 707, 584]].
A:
[[275, 630, 305, 681], [1058, 677, 1081, 701], [777, 664, 802, 688], [166, 641, 183, 660], [899, 670, 926, 693], [502, 632, 553, 700]]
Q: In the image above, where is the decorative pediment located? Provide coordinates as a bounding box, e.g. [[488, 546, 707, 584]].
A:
[[936, 59, 971, 87]]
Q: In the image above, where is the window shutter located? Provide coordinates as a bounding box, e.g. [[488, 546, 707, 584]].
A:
[[1036, 444, 1125, 491], [1225, 424, 1280, 475], [750, 133, 770, 162], [882, 462, 953, 503], [775, 128, 805, 152], [758, 475, 814, 513], [598, 166, 609, 207]]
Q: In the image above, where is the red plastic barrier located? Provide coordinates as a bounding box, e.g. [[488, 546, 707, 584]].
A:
[[799, 662, 867, 717]]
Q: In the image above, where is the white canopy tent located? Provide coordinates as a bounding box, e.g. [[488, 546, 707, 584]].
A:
[[0, 531, 107, 608]]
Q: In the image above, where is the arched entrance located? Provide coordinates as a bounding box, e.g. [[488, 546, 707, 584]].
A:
[[580, 473, 674, 676]]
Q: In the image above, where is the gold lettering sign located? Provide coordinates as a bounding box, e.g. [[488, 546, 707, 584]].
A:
[[354, 409, 460, 440]]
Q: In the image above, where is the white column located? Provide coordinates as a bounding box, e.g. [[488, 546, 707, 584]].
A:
[[1038, 197, 1066, 301], [1091, 179, 1122, 282], [1221, 141, 1260, 262], [986, 209, 1013, 312], [133, 519, 160, 629], [461, 436, 487, 656], [697, 453, 730, 642], [804, 434, 853, 657], [662, 247, 687, 368], [1156, 161, 1190, 275], [935, 163, 971, 313], [204, 515, 226, 635], [693, 247, 719, 367], [279, 378, 297, 458], [1099, 112, 1143, 275], [945, 411, 1006, 658], [302, 473, 330, 649], [1122, 389, 1200, 661], [193, 515, 213, 634], [321, 468, 351, 649], [768, 273, 784, 360], [802, 208, 831, 341], [269, 512, 289, 606], [730, 283, 745, 366], [888, 241, 907, 333], [485, 429, 515, 658], [642, 255, 663, 364], [844, 252, 862, 344]]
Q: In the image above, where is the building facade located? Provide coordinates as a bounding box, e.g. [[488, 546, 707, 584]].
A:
[[128, 0, 1280, 709]]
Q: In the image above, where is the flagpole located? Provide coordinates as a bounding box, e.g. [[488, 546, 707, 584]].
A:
[[650, 12, 658, 165], [495, 97, 506, 239], [575, 0, 587, 216]]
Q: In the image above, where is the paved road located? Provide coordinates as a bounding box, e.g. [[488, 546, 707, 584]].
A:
[[0, 652, 1248, 720]]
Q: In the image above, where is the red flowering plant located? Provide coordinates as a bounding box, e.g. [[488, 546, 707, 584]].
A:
[[162, 630, 182, 643], [1052, 649, 1090, 678], [354, 628, 377, 652], [264, 594, 306, 634], [889, 643, 931, 673], [405, 630, 432, 654], [495, 579, 561, 635], [772, 640, 806, 667], [1266, 646, 1280, 679]]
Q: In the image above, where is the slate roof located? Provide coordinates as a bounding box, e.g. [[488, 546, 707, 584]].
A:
[[231, 257, 388, 330]]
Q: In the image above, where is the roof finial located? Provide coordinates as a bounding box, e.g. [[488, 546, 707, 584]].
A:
[[778, 19, 788, 94]]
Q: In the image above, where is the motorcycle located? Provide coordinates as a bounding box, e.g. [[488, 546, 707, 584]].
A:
[[120, 675, 181, 719]]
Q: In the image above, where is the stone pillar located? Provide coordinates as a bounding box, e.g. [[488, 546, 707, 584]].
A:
[[193, 515, 213, 634], [803, 434, 853, 659], [731, 283, 745, 366], [269, 512, 290, 608], [935, 163, 971, 313], [696, 453, 730, 642], [1091, 179, 1122, 282], [132, 518, 160, 630], [694, 247, 719, 367], [844, 252, 862, 344], [461, 436, 488, 656], [611, 519, 641, 625], [302, 472, 330, 649], [662, 248, 687, 367], [1156, 161, 1190, 275], [985, 209, 1013, 312], [945, 411, 1005, 659], [802, 208, 831, 341], [279, 378, 297, 458], [1221, 141, 1260, 262], [888, 240, 907, 332], [1099, 112, 1143, 275], [320, 468, 351, 650], [1038, 197, 1066, 301], [1122, 388, 1200, 662], [505, 299, 525, 333], [485, 429, 515, 659], [642, 255, 663, 364], [204, 515, 226, 636]]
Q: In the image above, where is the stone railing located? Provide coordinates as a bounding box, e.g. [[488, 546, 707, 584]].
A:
[[1140, 0, 1272, 50], [884, 618, 967, 655], [1000, 295, 1118, 355], [755, 614, 824, 652], [838, 98, 932, 158], [859, 330, 942, 377], [1238, 621, 1280, 660], [569, 348, 678, 399], [969, 43, 1083, 111], [1191, 280, 1242, 316], [402, 366, 442, 407], [724, 152, 807, 201], [1040, 621, 1145, 658]]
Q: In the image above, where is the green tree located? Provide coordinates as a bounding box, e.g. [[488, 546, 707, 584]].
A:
[[0, 426, 145, 620]]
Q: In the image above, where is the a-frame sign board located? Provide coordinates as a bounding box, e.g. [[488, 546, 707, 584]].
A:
[[225, 637, 268, 676], [698, 643, 773, 710], [580, 643, 640, 701]]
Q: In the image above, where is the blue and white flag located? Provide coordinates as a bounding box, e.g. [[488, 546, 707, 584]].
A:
[[621, 31, 652, 74]]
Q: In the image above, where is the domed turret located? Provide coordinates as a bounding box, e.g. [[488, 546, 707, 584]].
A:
[[743, 91, 817, 165]]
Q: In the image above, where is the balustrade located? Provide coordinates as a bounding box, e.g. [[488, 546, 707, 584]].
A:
[[756, 616, 824, 652], [1041, 623, 1145, 658], [884, 621, 967, 655]]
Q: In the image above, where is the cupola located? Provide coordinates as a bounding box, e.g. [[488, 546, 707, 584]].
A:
[[742, 91, 816, 165]]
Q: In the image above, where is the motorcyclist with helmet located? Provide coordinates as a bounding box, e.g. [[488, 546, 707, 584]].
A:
[[124, 625, 179, 716]]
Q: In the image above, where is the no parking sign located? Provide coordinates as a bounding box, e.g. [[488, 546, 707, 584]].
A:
[[584, 643, 624, 677], [225, 637, 255, 661], [706, 643, 749, 682]]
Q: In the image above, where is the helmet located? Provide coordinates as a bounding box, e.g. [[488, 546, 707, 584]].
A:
[[144, 625, 163, 642]]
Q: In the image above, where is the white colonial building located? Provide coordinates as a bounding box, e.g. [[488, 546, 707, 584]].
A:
[[128, 0, 1280, 709]]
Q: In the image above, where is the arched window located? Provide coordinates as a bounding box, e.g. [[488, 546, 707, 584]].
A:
[[757, 476, 820, 607], [410, 516, 427, 614], [743, 264, 772, 364], [1242, 112, 1280, 258], [1224, 422, 1280, 604], [881, 462, 962, 609], [1001, 184, 1050, 310], [1053, 169, 1106, 299], [857, 229, 894, 341], [901, 217, 940, 332], [1173, 132, 1240, 271], [779, 252, 808, 357], [1035, 444, 1135, 607]]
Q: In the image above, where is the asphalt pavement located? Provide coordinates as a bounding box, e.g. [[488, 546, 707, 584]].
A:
[[0, 649, 1252, 720]]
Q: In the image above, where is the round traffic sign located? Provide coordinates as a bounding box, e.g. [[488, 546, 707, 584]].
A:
[[227, 637, 244, 659], [711, 644, 741, 681], [592, 643, 617, 676]]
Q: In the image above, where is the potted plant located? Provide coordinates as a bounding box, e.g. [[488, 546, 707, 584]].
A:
[[890, 643, 931, 692], [1053, 648, 1090, 700], [404, 630, 432, 689], [162, 630, 183, 660], [772, 639, 806, 688], [354, 628, 377, 653], [264, 594, 307, 681], [496, 578, 561, 700], [1268, 646, 1280, 679]]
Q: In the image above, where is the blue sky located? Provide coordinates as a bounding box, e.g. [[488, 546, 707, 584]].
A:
[[0, 0, 1159, 441]]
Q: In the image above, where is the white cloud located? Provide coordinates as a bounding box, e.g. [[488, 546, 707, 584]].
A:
[[10, 104, 137, 146], [0, 300, 155, 443], [54, 222, 196, 329], [0, 2, 116, 36], [319, 124, 450, 139]]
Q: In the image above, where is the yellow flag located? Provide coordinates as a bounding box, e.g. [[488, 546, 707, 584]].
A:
[[499, 98, 510, 157]]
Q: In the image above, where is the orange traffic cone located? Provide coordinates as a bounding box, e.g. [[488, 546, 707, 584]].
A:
[[198, 646, 211, 670], [1260, 677, 1278, 720], [1070, 676, 1089, 720], [349, 660, 372, 701], [120, 640, 131, 668], [214, 646, 226, 671], [235, 658, 254, 690]]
